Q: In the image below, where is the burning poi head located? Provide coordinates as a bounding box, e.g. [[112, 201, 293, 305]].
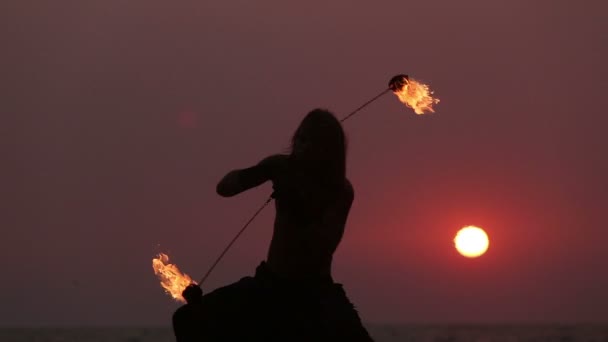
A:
[[388, 74, 439, 115], [152, 253, 195, 303], [389, 74, 410, 92]]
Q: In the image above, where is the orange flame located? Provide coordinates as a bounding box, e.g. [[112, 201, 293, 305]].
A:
[[152, 253, 195, 303], [393, 78, 439, 115]]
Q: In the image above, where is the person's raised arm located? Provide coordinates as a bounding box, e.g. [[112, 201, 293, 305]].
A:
[[216, 154, 286, 197]]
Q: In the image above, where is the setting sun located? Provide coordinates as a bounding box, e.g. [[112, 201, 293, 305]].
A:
[[454, 226, 489, 258]]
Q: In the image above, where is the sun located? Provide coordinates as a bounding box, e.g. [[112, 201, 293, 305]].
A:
[[454, 226, 489, 258]]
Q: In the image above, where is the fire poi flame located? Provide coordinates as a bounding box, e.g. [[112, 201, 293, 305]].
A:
[[389, 74, 439, 114], [152, 253, 195, 303]]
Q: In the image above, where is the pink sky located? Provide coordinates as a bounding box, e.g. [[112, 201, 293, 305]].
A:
[[1, 0, 607, 325]]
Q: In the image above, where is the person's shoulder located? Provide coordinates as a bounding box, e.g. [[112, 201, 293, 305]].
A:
[[260, 154, 289, 179], [261, 154, 289, 165]]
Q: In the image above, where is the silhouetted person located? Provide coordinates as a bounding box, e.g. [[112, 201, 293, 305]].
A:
[[173, 109, 374, 341]]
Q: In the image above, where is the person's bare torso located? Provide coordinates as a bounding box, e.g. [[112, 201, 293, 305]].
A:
[[265, 156, 354, 280]]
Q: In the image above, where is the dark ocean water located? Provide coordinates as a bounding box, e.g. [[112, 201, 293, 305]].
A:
[[1, 324, 606, 342]]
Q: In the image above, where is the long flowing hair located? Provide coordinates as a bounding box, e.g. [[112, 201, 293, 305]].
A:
[[289, 108, 347, 192]]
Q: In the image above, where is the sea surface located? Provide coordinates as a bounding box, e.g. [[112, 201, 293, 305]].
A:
[[1, 324, 606, 342]]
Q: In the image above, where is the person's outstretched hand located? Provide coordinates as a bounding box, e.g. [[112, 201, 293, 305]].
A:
[[182, 284, 203, 305]]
